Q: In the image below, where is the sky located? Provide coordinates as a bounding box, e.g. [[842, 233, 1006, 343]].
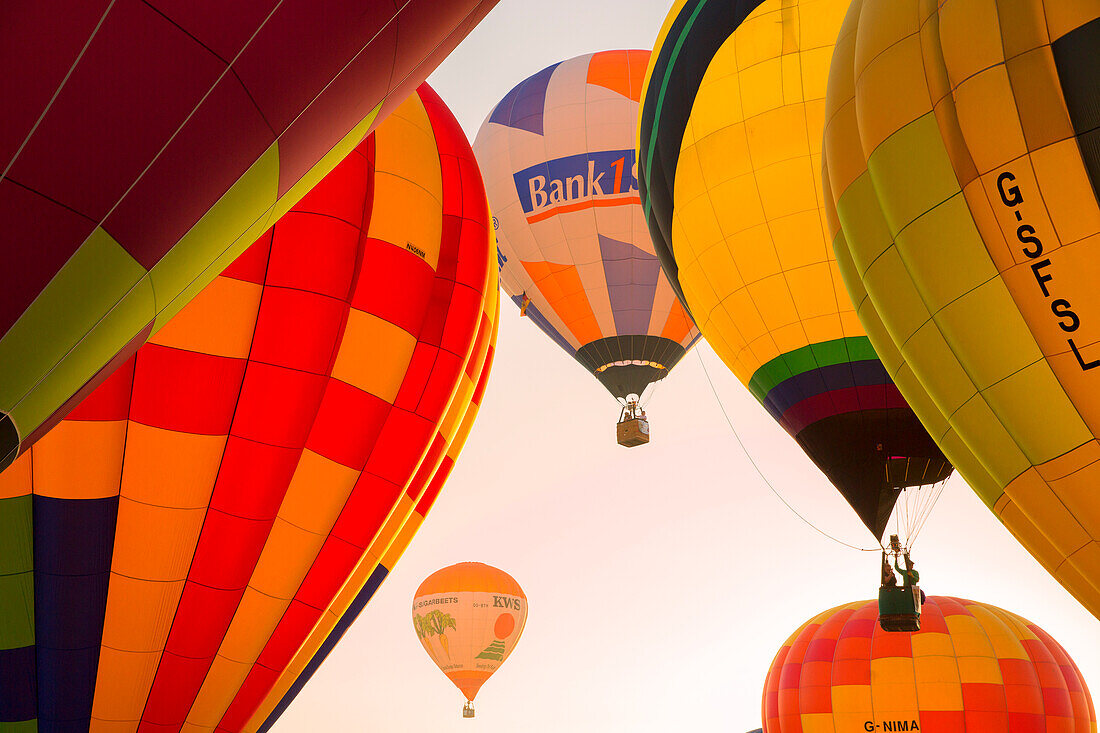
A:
[[270, 1, 1100, 731]]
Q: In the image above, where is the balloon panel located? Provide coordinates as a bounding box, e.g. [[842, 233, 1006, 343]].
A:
[[638, 0, 951, 538], [413, 563, 528, 704], [475, 50, 699, 400], [762, 596, 1096, 732], [823, 0, 1100, 616], [0, 84, 495, 733], [0, 0, 498, 474], [254, 287, 500, 733]]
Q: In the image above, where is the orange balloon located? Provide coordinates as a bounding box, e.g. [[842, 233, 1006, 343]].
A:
[[763, 596, 1096, 732], [412, 563, 527, 714]]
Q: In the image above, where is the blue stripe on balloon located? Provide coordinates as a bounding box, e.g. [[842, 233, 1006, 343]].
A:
[[487, 62, 560, 135], [597, 234, 660, 336], [257, 564, 391, 733], [33, 495, 118, 727]]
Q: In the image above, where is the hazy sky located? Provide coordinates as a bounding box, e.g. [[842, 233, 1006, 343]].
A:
[[270, 2, 1100, 731]]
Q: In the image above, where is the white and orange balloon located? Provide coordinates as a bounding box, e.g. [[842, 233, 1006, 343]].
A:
[[412, 563, 527, 716], [474, 51, 699, 408]]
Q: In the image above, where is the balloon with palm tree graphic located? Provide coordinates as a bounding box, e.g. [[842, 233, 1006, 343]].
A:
[[415, 610, 459, 660], [412, 563, 527, 718]]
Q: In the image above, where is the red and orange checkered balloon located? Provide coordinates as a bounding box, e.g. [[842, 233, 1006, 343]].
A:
[[762, 596, 1096, 732]]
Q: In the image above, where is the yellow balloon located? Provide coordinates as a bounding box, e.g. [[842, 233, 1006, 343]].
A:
[[822, 0, 1100, 617], [638, 0, 953, 539]]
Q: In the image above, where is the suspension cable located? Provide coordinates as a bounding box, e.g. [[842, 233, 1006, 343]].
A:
[[907, 478, 947, 550], [695, 348, 883, 553]]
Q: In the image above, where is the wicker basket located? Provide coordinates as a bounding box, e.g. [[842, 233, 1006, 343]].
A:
[[616, 418, 650, 447]]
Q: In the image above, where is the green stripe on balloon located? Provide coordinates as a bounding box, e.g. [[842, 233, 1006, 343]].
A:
[[641, 0, 708, 221], [747, 336, 878, 402]]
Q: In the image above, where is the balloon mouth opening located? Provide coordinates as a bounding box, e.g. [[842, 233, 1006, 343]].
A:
[[597, 359, 668, 373], [616, 393, 641, 407], [616, 379, 660, 408]]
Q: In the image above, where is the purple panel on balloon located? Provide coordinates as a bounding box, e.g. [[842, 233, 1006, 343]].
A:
[[487, 62, 560, 135], [598, 234, 659, 336]]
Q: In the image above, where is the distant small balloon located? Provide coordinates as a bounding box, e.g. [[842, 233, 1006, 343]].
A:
[[413, 563, 527, 717]]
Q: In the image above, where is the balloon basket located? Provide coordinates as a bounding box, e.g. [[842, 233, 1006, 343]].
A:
[[616, 417, 650, 447], [878, 585, 921, 632], [463, 702, 475, 719]]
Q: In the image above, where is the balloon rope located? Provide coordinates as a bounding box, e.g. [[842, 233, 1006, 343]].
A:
[[640, 366, 665, 408], [695, 348, 882, 553], [903, 485, 916, 543], [907, 478, 947, 551]]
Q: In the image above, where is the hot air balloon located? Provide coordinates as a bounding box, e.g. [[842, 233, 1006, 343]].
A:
[[821, 0, 1100, 620], [474, 50, 700, 445], [413, 562, 527, 718], [0, 0, 499, 474], [637, 0, 953, 540], [0, 83, 498, 733], [762, 596, 1097, 732], [251, 313, 500, 733]]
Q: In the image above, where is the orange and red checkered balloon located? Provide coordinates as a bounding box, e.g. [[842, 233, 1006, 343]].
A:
[[0, 83, 499, 733], [762, 596, 1096, 732]]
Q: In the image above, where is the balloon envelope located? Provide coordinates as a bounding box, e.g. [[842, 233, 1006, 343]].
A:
[[763, 596, 1096, 732], [822, 0, 1100, 617], [0, 84, 498, 733], [413, 562, 528, 705], [475, 50, 699, 402], [0, 0, 498, 473], [637, 0, 952, 538]]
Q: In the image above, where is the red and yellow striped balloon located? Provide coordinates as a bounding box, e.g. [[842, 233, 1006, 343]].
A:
[[0, 83, 498, 733], [763, 597, 1096, 732]]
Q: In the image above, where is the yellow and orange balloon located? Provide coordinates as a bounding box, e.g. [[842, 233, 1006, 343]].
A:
[[413, 563, 527, 716], [823, 0, 1100, 617]]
